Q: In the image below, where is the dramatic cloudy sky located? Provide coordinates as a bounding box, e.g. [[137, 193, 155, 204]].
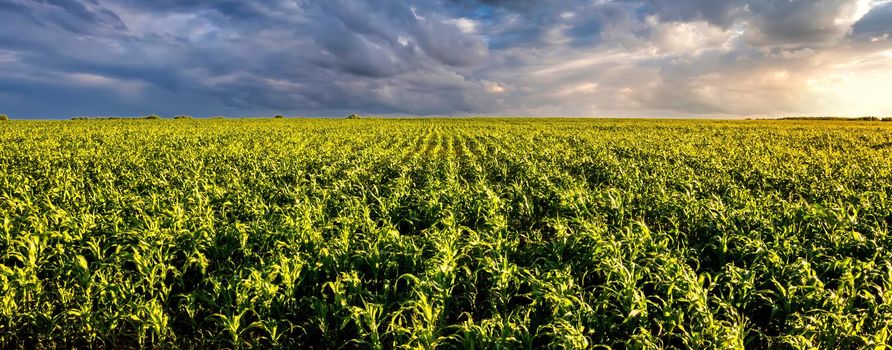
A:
[[2, 0, 892, 118]]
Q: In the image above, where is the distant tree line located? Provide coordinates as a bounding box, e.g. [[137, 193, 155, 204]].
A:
[[772, 116, 892, 121], [0, 113, 368, 120], [68, 114, 298, 120], [71, 114, 165, 120]]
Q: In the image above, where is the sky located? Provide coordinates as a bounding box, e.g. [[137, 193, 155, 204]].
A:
[[1, 0, 892, 119]]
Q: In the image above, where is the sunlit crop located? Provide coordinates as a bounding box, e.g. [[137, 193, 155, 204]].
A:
[[1, 118, 891, 348]]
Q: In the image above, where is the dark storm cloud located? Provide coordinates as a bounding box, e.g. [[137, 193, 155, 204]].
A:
[[646, 0, 864, 44], [0, 0, 889, 118], [646, 0, 743, 27], [853, 2, 892, 41], [1, 0, 127, 34]]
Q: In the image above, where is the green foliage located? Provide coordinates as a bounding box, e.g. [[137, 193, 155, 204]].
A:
[[0, 114, 8, 121], [72, 116, 163, 120], [174, 115, 192, 120], [346, 113, 362, 119], [274, 115, 285, 119], [778, 116, 882, 121], [1, 118, 892, 348], [145, 114, 162, 120]]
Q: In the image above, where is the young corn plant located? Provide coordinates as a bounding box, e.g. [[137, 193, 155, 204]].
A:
[[1, 118, 891, 348]]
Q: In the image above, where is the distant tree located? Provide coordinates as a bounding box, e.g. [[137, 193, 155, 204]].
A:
[[0, 114, 8, 121], [883, 117, 892, 122], [174, 115, 193, 119], [209, 116, 226, 119], [145, 114, 161, 120], [274, 115, 285, 119], [346, 114, 362, 119]]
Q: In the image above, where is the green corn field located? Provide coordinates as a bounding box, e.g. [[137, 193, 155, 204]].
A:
[[1, 118, 892, 348]]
